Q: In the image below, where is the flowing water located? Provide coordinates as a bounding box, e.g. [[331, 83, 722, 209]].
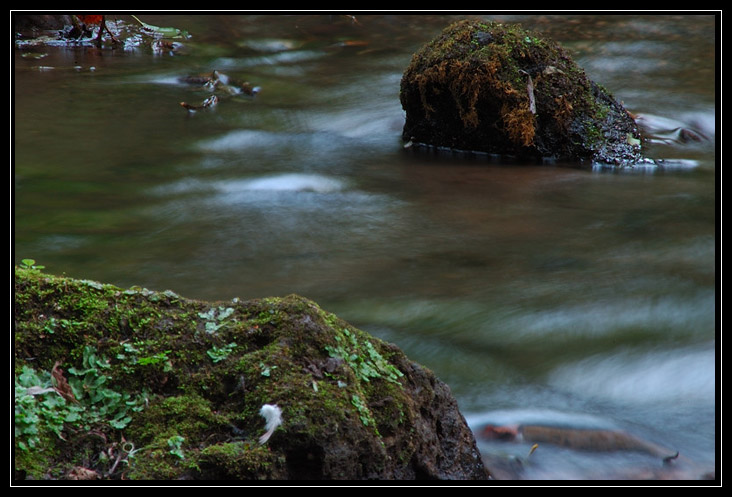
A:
[[14, 14, 717, 480]]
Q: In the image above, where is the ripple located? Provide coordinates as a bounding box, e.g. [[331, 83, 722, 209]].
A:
[[197, 129, 285, 152], [548, 344, 716, 405], [213, 173, 346, 193], [465, 408, 616, 431]]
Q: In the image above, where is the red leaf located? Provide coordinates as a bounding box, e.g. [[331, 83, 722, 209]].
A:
[[76, 15, 104, 25]]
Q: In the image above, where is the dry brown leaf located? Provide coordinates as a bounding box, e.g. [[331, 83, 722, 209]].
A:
[[51, 361, 78, 403], [67, 466, 100, 480]]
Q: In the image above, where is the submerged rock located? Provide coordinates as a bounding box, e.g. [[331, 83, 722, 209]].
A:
[[13, 267, 487, 480], [400, 19, 643, 165]]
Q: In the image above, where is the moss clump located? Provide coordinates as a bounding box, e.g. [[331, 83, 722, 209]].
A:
[[400, 19, 643, 165], [13, 267, 487, 480], [197, 441, 286, 479]]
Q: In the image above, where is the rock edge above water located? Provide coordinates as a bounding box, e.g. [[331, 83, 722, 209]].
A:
[[14, 267, 488, 481], [400, 19, 644, 166]]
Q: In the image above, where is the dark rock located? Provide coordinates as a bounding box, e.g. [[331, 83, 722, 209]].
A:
[[13, 14, 73, 32], [400, 19, 643, 165], [13, 267, 488, 480]]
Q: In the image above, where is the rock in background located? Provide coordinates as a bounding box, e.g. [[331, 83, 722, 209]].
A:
[[400, 19, 643, 165]]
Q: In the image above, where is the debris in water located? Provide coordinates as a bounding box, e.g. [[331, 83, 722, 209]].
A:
[[180, 70, 260, 97], [130, 15, 188, 39], [180, 95, 219, 112]]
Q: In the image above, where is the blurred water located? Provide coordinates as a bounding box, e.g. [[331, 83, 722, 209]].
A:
[[14, 14, 717, 480]]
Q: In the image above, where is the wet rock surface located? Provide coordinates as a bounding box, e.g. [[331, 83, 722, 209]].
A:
[[400, 19, 644, 165], [13, 267, 488, 480]]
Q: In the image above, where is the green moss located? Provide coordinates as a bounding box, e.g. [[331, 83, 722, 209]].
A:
[[198, 441, 285, 479], [401, 18, 643, 164], [123, 394, 230, 479], [13, 267, 429, 480], [129, 394, 222, 442]]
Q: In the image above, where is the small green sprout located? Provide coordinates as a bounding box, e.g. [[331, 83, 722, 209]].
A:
[[167, 435, 186, 459], [19, 259, 45, 271], [259, 362, 278, 377]]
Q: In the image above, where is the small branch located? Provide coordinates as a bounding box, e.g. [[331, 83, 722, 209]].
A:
[[519, 70, 536, 115]]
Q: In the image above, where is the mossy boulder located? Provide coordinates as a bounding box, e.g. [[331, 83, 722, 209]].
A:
[[13, 267, 488, 481], [400, 19, 643, 165]]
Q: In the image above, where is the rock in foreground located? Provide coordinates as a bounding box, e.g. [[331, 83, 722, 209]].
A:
[[14, 267, 488, 480], [400, 19, 643, 165]]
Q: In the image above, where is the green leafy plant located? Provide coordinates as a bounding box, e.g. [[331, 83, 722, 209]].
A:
[[167, 435, 186, 460], [350, 394, 375, 427], [14, 346, 148, 452], [325, 328, 404, 385], [67, 346, 145, 430], [198, 306, 235, 334], [115, 342, 141, 367], [259, 362, 277, 377], [137, 350, 172, 367], [19, 258, 45, 271], [116, 341, 172, 373], [41, 317, 82, 335], [206, 342, 237, 363], [14, 367, 63, 451]]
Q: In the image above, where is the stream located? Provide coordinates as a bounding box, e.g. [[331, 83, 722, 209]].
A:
[[14, 14, 717, 480]]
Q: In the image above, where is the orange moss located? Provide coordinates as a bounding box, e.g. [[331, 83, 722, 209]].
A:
[[400, 18, 642, 163], [501, 102, 535, 147], [552, 94, 575, 130]]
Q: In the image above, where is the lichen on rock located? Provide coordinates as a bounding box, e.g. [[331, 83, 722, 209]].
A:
[[13, 266, 488, 480], [400, 19, 644, 165]]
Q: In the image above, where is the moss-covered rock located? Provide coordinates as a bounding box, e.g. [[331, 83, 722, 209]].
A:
[[13, 266, 488, 481], [400, 19, 643, 165]]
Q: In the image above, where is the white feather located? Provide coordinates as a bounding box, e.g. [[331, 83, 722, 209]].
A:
[[258, 404, 282, 444]]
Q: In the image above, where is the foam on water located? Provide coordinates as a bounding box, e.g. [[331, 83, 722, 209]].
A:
[[214, 173, 346, 194], [197, 130, 285, 152], [465, 408, 617, 431]]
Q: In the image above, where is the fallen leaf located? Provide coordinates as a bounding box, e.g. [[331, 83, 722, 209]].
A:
[[130, 15, 185, 39], [626, 133, 641, 146], [542, 65, 565, 76], [51, 361, 78, 403], [76, 15, 104, 25], [180, 95, 219, 112], [67, 466, 100, 480]]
